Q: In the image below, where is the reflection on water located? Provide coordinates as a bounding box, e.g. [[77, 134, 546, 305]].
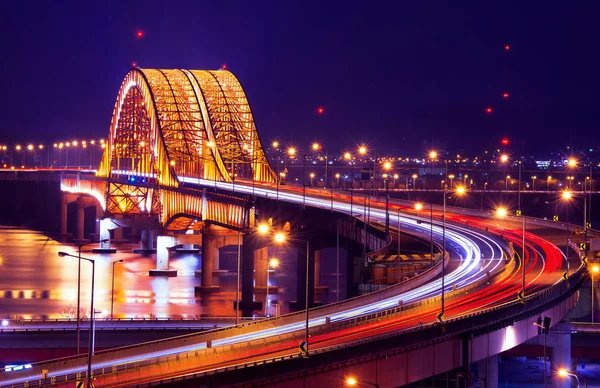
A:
[[0, 227, 344, 319]]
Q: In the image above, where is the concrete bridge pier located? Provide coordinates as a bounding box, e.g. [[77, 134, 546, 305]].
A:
[[550, 321, 571, 388], [289, 240, 317, 310], [76, 200, 85, 241], [132, 226, 157, 254], [314, 249, 329, 295], [149, 235, 177, 277], [477, 354, 498, 388], [92, 218, 117, 253], [196, 226, 220, 293]]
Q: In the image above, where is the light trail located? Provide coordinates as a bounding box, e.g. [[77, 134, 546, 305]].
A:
[[0, 177, 507, 387]]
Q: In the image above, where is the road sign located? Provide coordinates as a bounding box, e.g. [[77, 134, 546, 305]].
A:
[[563, 271, 569, 281], [587, 222, 593, 229], [517, 290, 524, 302], [299, 341, 307, 353], [76, 381, 84, 388], [42, 369, 48, 379], [516, 210, 522, 216], [582, 256, 588, 264], [574, 227, 582, 236], [436, 312, 444, 324], [579, 242, 587, 251], [553, 215, 559, 222]]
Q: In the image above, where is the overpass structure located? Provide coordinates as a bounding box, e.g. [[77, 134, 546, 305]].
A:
[[0, 68, 593, 388]]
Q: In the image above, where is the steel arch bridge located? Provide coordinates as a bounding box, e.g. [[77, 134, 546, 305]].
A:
[[65, 68, 277, 230]]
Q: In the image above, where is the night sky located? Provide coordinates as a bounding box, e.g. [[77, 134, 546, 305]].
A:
[[1, 1, 599, 156]]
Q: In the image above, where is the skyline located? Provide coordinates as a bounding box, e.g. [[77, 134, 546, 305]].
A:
[[1, 1, 599, 155]]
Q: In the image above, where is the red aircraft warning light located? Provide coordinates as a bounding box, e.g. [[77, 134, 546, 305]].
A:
[[317, 107, 325, 115], [504, 44, 510, 51], [486, 107, 492, 114], [136, 30, 144, 38], [503, 92, 509, 98], [221, 64, 227, 70], [501, 138, 509, 145], [132, 62, 137, 67]]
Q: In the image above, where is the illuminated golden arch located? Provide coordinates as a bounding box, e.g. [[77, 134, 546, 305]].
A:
[[98, 68, 277, 186]]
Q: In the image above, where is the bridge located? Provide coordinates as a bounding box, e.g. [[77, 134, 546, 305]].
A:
[[0, 68, 594, 388]]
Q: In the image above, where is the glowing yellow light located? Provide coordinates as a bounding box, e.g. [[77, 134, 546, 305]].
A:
[[206, 140, 215, 148], [562, 190, 572, 200], [346, 377, 357, 386], [496, 207, 508, 217], [287, 147, 296, 156], [532, 176, 537, 180], [568, 158, 577, 167], [310, 173, 315, 178], [15, 145, 21, 151], [257, 223, 269, 235], [272, 141, 279, 149], [101, 144, 106, 149], [170, 160, 176, 166], [415, 203, 423, 211], [65, 142, 70, 147], [242, 143, 249, 150], [38, 144, 44, 150], [449, 174, 455, 179], [393, 174, 399, 179], [269, 258, 279, 268], [139, 141, 145, 147], [500, 154, 509, 163], [383, 161, 392, 170], [274, 232, 286, 243], [547, 176, 552, 181], [455, 186, 466, 195], [557, 368, 569, 378], [382, 173, 388, 179], [100, 139, 105, 144], [27, 144, 34, 151], [72, 141, 78, 146], [358, 145, 367, 155], [344, 152, 352, 160], [312, 142, 320, 151], [90, 140, 96, 145], [429, 150, 438, 159], [592, 265, 600, 274], [412, 174, 417, 179], [335, 173, 340, 178]]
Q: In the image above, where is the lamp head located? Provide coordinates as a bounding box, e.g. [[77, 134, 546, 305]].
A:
[[57, 251, 68, 257], [557, 368, 569, 378]]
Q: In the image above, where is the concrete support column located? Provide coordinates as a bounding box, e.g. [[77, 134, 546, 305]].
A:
[[240, 233, 261, 316], [314, 249, 329, 295], [76, 201, 85, 241], [113, 226, 123, 242], [550, 321, 571, 388], [60, 194, 68, 239], [196, 229, 220, 292], [92, 218, 117, 253], [94, 206, 102, 236], [478, 355, 498, 388], [133, 227, 156, 254], [150, 235, 177, 277], [254, 247, 268, 291], [290, 241, 315, 310]]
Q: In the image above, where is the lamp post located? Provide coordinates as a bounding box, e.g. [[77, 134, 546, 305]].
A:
[[415, 202, 434, 266], [75, 239, 107, 355], [532, 176, 537, 191], [236, 231, 241, 324], [110, 259, 124, 320], [272, 141, 280, 199], [344, 152, 354, 215], [265, 258, 279, 317], [383, 161, 392, 236], [58, 251, 95, 388], [274, 232, 310, 357], [396, 207, 402, 282], [496, 207, 526, 300], [558, 368, 585, 388], [592, 264, 599, 323]]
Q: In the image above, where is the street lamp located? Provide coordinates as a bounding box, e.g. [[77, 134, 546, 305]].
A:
[[448, 174, 454, 189], [532, 176, 537, 191], [533, 316, 552, 388], [558, 368, 585, 388], [592, 264, 599, 323], [73, 239, 108, 355], [345, 376, 379, 387], [547, 175, 552, 191], [415, 202, 434, 267], [496, 207, 526, 301], [265, 258, 279, 317], [344, 152, 354, 215], [383, 162, 392, 235], [273, 232, 310, 357], [110, 259, 124, 320], [58, 251, 95, 388]]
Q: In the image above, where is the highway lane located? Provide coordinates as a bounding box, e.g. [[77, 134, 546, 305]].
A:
[[0, 181, 507, 386]]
